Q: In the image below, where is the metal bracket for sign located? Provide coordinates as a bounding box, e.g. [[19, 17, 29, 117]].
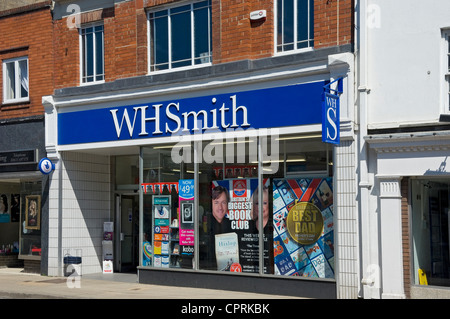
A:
[[323, 77, 344, 96]]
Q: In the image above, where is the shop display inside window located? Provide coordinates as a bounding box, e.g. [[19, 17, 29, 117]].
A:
[[142, 145, 195, 269], [412, 179, 450, 287], [0, 193, 20, 256], [272, 178, 334, 277], [141, 137, 335, 280]]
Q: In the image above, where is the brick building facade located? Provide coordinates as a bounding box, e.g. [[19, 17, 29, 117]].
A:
[[2, 0, 359, 299], [52, 0, 353, 87], [0, 1, 54, 274]]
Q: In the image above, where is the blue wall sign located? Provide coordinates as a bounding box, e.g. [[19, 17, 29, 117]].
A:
[[57, 81, 326, 145], [322, 92, 340, 145], [39, 157, 55, 175]]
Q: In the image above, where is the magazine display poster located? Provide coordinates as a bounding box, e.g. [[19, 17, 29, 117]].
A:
[[143, 241, 152, 266], [178, 179, 194, 267], [0, 193, 21, 223], [212, 178, 270, 273], [273, 178, 334, 278], [152, 195, 172, 268]]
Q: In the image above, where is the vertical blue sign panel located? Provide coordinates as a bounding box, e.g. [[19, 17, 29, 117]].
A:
[[322, 92, 340, 145]]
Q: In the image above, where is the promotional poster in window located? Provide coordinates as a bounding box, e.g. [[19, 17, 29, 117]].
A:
[[211, 178, 271, 274], [273, 178, 334, 278], [210, 177, 334, 277]]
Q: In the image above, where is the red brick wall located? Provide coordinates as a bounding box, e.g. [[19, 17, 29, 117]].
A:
[[314, 0, 354, 48], [0, 4, 53, 120], [52, 0, 354, 88], [401, 177, 411, 299], [53, 18, 79, 90]]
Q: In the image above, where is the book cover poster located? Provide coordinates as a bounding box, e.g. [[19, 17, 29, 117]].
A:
[[211, 178, 271, 273], [215, 232, 239, 271], [273, 178, 334, 278]]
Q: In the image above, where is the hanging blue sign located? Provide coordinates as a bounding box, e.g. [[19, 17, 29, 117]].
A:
[[322, 92, 340, 145], [322, 78, 343, 145]]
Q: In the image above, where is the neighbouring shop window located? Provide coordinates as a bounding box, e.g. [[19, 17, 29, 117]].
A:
[[2, 56, 29, 104], [148, 0, 212, 72], [80, 23, 104, 83], [276, 0, 314, 53], [412, 179, 450, 287], [19, 181, 42, 258], [0, 185, 21, 256]]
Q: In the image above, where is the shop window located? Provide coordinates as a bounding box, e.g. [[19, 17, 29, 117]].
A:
[[19, 181, 42, 259], [148, 0, 212, 72], [142, 143, 195, 269], [140, 135, 334, 279], [268, 135, 334, 278], [412, 179, 450, 287], [276, 0, 314, 53], [198, 138, 263, 273], [115, 155, 140, 189], [80, 24, 104, 84], [2, 56, 29, 104]]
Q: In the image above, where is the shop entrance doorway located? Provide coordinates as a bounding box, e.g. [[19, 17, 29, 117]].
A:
[[116, 194, 139, 273]]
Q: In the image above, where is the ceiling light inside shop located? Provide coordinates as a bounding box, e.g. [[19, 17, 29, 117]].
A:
[[152, 144, 192, 149], [251, 155, 306, 164], [172, 169, 199, 174], [209, 139, 255, 145], [276, 134, 321, 141]]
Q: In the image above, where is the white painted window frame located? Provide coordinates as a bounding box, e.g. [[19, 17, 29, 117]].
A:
[[146, 0, 212, 74], [274, 0, 314, 56], [2, 56, 29, 104], [445, 30, 450, 113], [79, 22, 105, 86]]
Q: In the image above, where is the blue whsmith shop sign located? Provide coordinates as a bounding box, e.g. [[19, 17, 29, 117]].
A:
[[322, 77, 342, 145], [57, 80, 341, 145]]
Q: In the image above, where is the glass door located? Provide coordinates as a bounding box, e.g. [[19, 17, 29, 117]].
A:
[[116, 194, 139, 272]]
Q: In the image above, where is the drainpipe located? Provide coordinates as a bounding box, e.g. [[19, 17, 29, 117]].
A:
[[356, 0, 379, 299]]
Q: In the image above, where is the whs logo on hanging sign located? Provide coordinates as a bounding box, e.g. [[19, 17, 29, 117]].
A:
[[322, 93, 340, 145]]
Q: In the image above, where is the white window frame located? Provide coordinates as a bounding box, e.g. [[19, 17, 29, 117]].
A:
[[275, 0, 314, 56], [147, 0, 212, 74], [2, 56, 29, 104], [445, 30, 450, 113], [79, 22, 105, 85]]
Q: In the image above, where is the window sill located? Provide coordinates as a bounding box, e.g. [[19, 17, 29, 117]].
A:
[[274, 46, 314, 57], [79, 80, 105, 87], [147, 62, 212, 76]]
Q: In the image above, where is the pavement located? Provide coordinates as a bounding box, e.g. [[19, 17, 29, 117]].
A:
[[0, 266, 303, 300]]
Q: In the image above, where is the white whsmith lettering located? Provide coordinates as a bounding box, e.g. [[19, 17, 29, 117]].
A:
[[110, 95, 250, 139]]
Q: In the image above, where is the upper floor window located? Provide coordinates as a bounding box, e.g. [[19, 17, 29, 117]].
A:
[[2, 56, 29, 104], [80, 24, 104, 84], [148, 0, 212, 72], [276, 0, 314, 53]]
